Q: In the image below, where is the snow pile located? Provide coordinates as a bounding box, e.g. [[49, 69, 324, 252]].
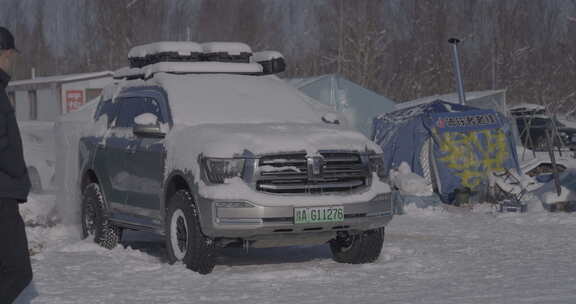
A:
[[14, 191, 576, 303], [19, 195, 58, 227], [54, 99, 101, 227], [541, 186, 573, 205], [390, 162, 433, 197], [401, 203, 446, 218], [492, 170, 540, 196], [20, 121, 56, 191]]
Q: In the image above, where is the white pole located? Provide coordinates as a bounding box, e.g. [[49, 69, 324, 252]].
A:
[[448, 38, 466, 105]]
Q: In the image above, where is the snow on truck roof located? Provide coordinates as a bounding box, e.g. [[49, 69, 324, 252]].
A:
[[128, 42, 203, 58], [9, 71, 114, 87], [104, 73, 322, 126], [128, 42, 253, 59], [201, 42, 252, 54], [113, 62, 263, 79]]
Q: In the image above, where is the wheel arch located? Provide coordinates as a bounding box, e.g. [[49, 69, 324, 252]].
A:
[[81, 168, 100, 193], [164, 170, 197, 211]]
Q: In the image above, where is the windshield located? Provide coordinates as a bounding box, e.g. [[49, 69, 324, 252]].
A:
[[158, 74, 321, 126]]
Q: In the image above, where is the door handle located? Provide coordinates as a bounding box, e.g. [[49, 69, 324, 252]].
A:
[[97, 143, 105, 150]]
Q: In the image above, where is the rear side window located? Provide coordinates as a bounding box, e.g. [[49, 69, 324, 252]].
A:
[[115, 97, 163, 128]]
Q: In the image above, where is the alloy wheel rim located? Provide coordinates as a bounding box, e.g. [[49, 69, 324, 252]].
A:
[[170, 209, 188, 260]]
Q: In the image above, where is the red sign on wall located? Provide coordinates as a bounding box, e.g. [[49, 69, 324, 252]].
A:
[[66, 90, 84, 112]]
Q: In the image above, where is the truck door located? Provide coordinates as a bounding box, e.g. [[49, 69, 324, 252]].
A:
[[92, 97, 137, 210], [124, 94, 168, 221]]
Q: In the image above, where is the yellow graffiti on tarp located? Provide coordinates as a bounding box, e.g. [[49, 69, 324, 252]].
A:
[[435, 129, 509, 189]]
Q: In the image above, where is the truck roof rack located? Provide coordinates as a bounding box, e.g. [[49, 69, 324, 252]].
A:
[[113, 62, 264, 80], [124, 41, 286, 75]]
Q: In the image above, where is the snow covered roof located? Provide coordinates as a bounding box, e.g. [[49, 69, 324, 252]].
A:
[[8, 71, 114, 87], [397, 90, 506, 110], [114, 62, 263, 80], [252, 51, 284, 62], [128, 42, 203, 58], [201, 42, 252, 54], [509, 103, 545, 111]]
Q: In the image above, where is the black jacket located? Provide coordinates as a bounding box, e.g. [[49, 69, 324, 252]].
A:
[[0, 68, 30, 202]]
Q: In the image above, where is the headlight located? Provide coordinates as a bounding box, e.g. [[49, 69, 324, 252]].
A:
[[368, 154, 386, 178], [202, 157, 246, 184]]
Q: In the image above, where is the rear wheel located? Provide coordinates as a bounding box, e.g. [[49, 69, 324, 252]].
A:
[[165, 190, 215, 274], [330, 228, 385, 264], [81, 183, 122, 249]]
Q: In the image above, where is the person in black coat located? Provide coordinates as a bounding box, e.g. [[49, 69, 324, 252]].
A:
[[0, 27, 33, 304]]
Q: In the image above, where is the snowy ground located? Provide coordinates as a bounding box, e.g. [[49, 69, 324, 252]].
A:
[[14, 194, 576, 304]]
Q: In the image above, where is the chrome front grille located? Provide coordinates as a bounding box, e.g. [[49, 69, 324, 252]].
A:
[[255, 152, 369, 194]]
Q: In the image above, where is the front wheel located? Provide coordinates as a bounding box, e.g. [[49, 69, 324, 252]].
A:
[[330, 228, 385, 264], [165, 190, 215, 274], [81, 183, 122, 249]]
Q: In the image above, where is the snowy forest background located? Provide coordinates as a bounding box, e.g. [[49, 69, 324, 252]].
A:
[[1, 0, 576, 111]]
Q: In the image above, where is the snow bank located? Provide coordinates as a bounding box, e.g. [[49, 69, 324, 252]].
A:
[[541, 186, 574, 205], [54, 98, 101, 228], [389, 162, 433, 197], [19, 194, 58, 227], [20, 121, 56, 191]]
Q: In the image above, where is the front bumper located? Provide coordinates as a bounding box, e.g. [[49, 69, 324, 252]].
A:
[[196, 192, 394, 243]]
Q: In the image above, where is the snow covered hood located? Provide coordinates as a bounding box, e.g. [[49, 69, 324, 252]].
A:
[[167, 122, 381, 158], [156, 73, 322, 126]]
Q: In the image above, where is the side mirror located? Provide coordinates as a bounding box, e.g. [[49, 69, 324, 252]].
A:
[[133, 124, 165, 138], [133, 113, 165, 138], [321, 112, 340, 125]]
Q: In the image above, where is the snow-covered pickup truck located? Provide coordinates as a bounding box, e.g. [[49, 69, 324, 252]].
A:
[[78, 42, 393, 274]]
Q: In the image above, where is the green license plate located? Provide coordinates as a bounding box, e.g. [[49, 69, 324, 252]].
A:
[[294, 206, 344, 225]]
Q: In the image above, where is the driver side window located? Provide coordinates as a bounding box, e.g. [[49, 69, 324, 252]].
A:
[[115, 97, 163, 128]]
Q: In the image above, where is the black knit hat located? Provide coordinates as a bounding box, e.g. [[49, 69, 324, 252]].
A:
[[0, 27, 18, 52]]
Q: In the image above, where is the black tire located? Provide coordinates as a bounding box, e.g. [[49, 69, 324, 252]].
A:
[[28, 167, 42, 193], [81, 183, 122, 249], [330, 228, 385, 264], [165, 190, 215, 274]]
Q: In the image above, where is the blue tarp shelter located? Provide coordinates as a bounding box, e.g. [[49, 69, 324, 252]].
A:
[[373, 100, 520, 202], [288, 74, 396, 137]]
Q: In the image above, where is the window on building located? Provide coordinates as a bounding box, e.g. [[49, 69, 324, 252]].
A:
[[28, 90, 37, 120]]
